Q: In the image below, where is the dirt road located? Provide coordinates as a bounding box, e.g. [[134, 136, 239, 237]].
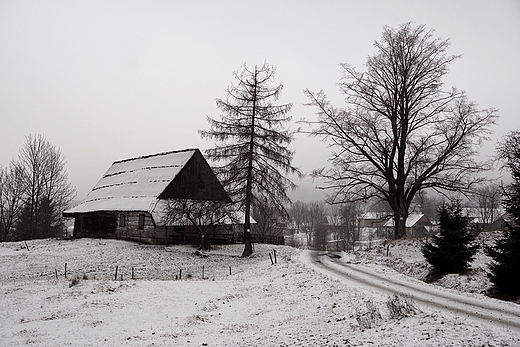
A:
[[303, 250, 520, 332]]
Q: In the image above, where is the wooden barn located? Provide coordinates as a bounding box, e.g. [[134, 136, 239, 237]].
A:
[[63, 149, 238, 244]]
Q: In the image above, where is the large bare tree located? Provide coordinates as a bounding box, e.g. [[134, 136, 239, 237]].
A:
[[304, 23, 498, 239], [200, 63, 301, 256]]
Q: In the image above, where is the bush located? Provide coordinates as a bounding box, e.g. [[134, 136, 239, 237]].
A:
[[386, 294, 420, 319], [69, 275, 81, 287], [421, 201, 478, 273], [355, 299, 381, 330], [69, 273, 87, 287]]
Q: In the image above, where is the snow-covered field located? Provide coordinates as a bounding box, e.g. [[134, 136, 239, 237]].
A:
[[1, 237, 519, 346]]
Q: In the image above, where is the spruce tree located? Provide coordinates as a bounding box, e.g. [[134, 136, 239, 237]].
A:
[[486, 130, 520, 295], [421, 201, 478, 273]]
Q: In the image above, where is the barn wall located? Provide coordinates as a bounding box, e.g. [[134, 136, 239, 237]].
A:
[[73, 212, 117, 239], [154, 224, 238, 245], [115, 211, 156, 243]]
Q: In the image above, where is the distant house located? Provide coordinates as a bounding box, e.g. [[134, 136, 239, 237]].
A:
[[63, 149, 236, 244], [357, 212, 391, 238], [358, 212, 390, 229], [383, 213, 432, 238], [489, 213, 511, 232], [462, 207, 505, 232]]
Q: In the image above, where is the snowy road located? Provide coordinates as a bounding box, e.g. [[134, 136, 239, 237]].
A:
[[302, 250, 520, 332]]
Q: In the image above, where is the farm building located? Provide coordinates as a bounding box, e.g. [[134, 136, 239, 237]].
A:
[[383, 213, 433, 238], [357, 212, 390, 229], [63, 148, 239, 245]]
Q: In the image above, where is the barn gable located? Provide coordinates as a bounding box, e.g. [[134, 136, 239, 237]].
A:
[[159, 149, 231, 203]]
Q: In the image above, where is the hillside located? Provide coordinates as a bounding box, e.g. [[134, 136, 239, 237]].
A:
[[1, 238, 519, 346]]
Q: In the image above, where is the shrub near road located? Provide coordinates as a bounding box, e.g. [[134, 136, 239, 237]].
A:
[[422, 201, 479, 275]]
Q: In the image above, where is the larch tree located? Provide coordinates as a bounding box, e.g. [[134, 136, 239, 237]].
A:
[[304, 23, 498, 239], [200, 63, 301, 256]]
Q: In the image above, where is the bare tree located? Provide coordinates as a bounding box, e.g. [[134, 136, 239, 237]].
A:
[[304, 23, 498, 239], [288, 200, 326, 248], [412, 190, 443, 224], [200, 63, 301, 256], [15, 134, 76, 240], [313, 221, 329, 251], [289, 200, 307, 234], [473, 183, 502, 228], [0, 162, 26, 241], [339, 201, 364, 251], [252, 196, 287, 243], [162, 199, 237, 251]]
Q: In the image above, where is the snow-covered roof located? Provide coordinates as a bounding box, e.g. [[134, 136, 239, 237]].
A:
[[359, 212, 389, 220], [383, 213, 426, 228], [63, 149, 197, 217]]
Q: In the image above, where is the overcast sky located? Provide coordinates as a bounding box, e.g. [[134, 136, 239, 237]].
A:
[[1, 0, 519, 202]]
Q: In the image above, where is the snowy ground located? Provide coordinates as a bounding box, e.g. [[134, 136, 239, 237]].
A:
[[353, 231, 503, 296], [1, 237, 519, 346]]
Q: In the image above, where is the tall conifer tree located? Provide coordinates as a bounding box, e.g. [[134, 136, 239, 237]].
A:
[[200, 63, 301, 256]]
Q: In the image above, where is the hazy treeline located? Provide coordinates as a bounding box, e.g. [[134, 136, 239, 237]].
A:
[[0, 134, 76, 242]]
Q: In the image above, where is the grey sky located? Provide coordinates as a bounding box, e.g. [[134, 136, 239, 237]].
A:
[[1, 0, 519, 202]]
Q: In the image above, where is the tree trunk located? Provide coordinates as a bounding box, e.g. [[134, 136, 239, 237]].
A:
[[241, 67, 258, 258], [199, 233, 211, 251], [393, 206, 407, 239]]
